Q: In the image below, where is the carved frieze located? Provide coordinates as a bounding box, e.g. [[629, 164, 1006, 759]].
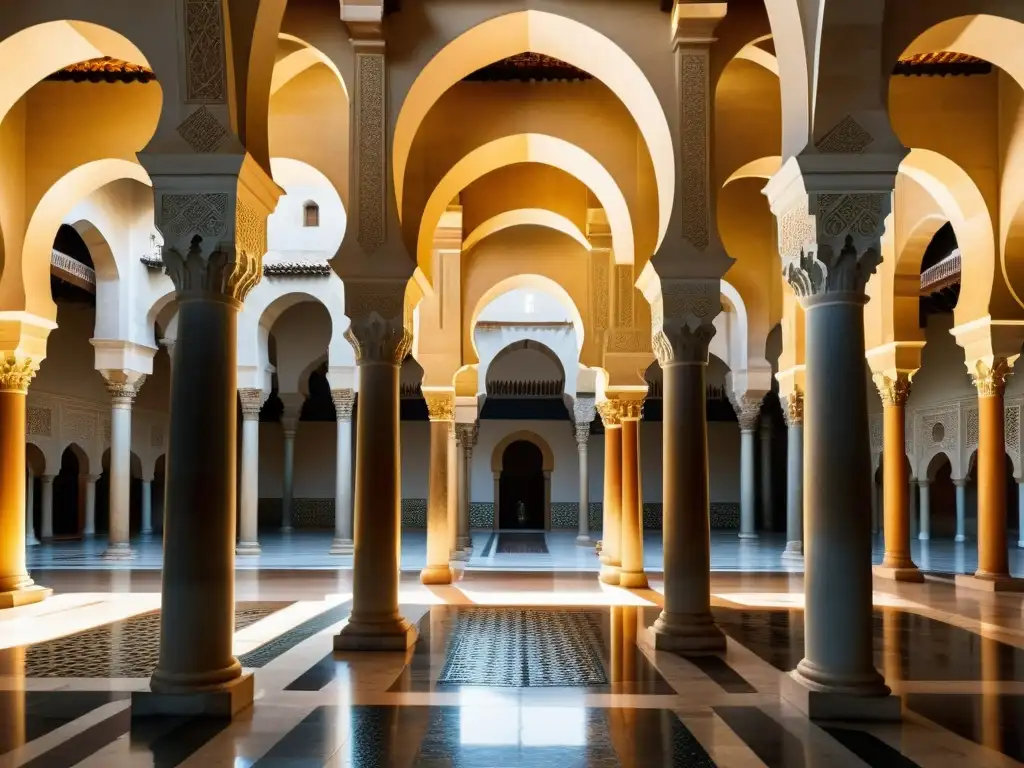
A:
[[184, 0, 227, 102], [63, 408, 97, 442], [592, 253, 609, 331], [679, 50, 709, 250], [356, 53, 385, 254], [616, 265, 634, 327], [160, 193, 229, 246], [814, 115, 874, 155], [27, 406, 52, 436], [176, 105, 228, 153]]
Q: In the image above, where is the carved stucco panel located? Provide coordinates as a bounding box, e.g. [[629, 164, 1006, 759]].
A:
[[27, 407, 52, 437]]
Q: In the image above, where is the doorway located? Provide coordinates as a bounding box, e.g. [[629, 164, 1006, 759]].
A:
[[499, 440, 545, 529]]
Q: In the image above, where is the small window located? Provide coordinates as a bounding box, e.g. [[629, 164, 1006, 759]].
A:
[[303, 202, 320, 227]]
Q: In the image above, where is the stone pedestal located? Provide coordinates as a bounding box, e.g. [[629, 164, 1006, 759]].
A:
[[617, 399, 647, 589], [330, 389, 355, 555], [133, 672, 254, 719], [597, 403, 622, 585]]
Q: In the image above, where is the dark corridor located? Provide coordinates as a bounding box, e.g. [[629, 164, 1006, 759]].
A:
[[499, 440, 545, 529]]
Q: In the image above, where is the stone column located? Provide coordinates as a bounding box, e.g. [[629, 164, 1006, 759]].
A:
[[597, 402, 622, 584], [918, 480, 931, 541], [543, 470, 552, 529], [872, 374, 922, 582], [573, 397, 596, 545], [334, 304, 418, 651], [236, 388, 266, 555], [782, 391, 804, 562], [908, 479, 918, 540], [330, 389, 355, 555], [1018, 481, 1024, 549], [732, 397, 761, 538], [83, 475, 98, 537], [957, 359, 1023, 591], [102, 372, 145, 559], [141, 480, 153, 535], [447, 425, 458, 556], [618, 397, 648, 589], [767, 183, 899, 719], [954, 478, 967, 543], [40, 475, 54, 541], [492, 473, 500, 529], [421, 392, 454, 584], [648, 306, 726, 654], [760, 415, 774, 531], [279, 411, 299, 533], [455, 423, 477, 554], [0, 356, 49, 608], [25, 470, 38, 546]]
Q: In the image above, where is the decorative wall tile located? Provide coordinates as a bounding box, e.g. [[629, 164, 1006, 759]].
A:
[[711, 502, 740, 529], [402, 498, 427, 528], [293, 498, 333, 528], [549, 502, 578, 530], [469, 502, 493, 528], [27, 407, 52, 436]]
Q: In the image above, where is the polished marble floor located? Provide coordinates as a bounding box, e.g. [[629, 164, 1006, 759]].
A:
[[2, 566, 1024, 766], [25, 529, 1024, 576]]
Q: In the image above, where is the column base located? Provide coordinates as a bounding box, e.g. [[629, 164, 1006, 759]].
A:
[[329, 538, 354, 555], [575, 535, 593, 547], [738, 532, 759, 540], [235, 542, 261, 556], [648, 612, 726, 655], [955, 535, 967, 543], [618, 570, 648, 589], [781, 542, 803, 563], [0, 584, 51, 609], [872, 563, 924, 583], [598, 563, 620, 585], [102, 543, 134, 561], [334, 616, 418, 652], [132, 671, 254, 718], [420, 565, 453, 585], [781, 670, 901, 722], [450, 549, 471, 562], [955, 573, 1024, 592]]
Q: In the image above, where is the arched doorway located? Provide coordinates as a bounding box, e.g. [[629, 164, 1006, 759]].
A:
[[499, 440, 545, 530], [54, 444, 88, 538]]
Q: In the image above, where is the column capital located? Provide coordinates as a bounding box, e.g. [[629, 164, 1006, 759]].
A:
[[40, 473, 56, 483], [637, 271, 723, 366], [783, 389, 804, 427], [238, 387, 267, 420], [455, 422, 479, 450], [343, 280, 413, 365], [971, 357, 1015, 398], [574, 422, 591, 448], [102, 370, 146, 406], [597, 400, 621, 428], [0, 355, 39, 394], [331, 388, 356, 422], [918, 478, 930, 488], [616, 395, 645, 421], [872, 372, 912, 407], [730, 393, 763, 432], [953, 478, 967, 488], [572, 396, 597, 425], [423, 390, 455, 422]]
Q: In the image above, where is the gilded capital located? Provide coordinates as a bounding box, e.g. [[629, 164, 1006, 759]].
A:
[[972, 358, 1014, 399], [618, 397, 644, 421], [873, 372, 912, 407], [238, 387, 267, 419], [331, 388, 355, 421], [424, 391, 455, 422], [597, 400, 621, 428], [0, 355, 38, 393], [455, 422, 479, 449], [784, 390, 804, 427]]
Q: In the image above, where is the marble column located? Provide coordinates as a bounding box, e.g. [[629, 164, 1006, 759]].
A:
[[83, 475, 98, 537], [0, 358, 49, 608], [649, 316, 725, 654], [543, 471, 552, 529], [772, 189, 898, 719], [760, 415, 774, 531], [574, 422, 592, 545], [597, 402, 622, 584], [25, 470, 38, 546], [872, 375, 922, 582], [1018, 481, 1024, 548], [954, 478, 967, 543], [618, 397, 647, 589], [102, 372, 145, 560], [40, 476, 54, 541], [447, 426, 458, 557], [782, 391, 804, 562], [455, 423, 477, 554], [918, 480, 931, 541], [957, 359, 1023, 591], [280, 417, 297, 533], [330, 389, 355, 555], [421, 392, 454, 584], [236, 388, 266, 555], [141, 480, 153, 535], [908, 479, 918, 540], [334, 310, 418, 651], [492, 473, 500, 529], [733, 397, 761, 538]]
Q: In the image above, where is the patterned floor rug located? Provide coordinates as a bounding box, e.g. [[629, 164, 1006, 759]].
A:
[[495, 532, 550, 554], [17, 603, 285, 678], [437, 608, 608, 687]]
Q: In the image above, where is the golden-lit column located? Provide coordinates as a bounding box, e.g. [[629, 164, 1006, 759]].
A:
[[0, 356, 50, 609], [618, 396, 648, 589], [421, 391, 454, 585], [597, 401, 622, 584], [447, 424, 458, 557], [957, 358, 1023, 591], [871, 373, 922, 582]]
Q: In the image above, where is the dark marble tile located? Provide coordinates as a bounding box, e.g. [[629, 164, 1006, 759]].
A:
[[821, 726, 921, 768], [20, 706, 130, 768], [239, 600, 352, 669], [285, 652, 338, 692], [686, 656, 757, 693], [714, 706, 809, 768], [131, 714, 232, 768], [906, 693, 1024, 763], [0, 690, 130, 757]]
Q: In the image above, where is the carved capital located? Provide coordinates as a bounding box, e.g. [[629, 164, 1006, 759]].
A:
[[238, 387, 266, 419], [102, 371, 146, 406], [972, 358, 1014, 399], [424, 391, 455, 422], [575, 422, 591, 448], [573, 396, 596, 425], [597, 400, 621, 428], [0, 355, 38, 393], [345, 313, 412, 365], [873, 372, 912, 407], [653, 324, 717, 366], [618, 397, 644, 421], [331, 388, 355, 422], [455, 422, 479, 450], [783, 389, 804, 427], [730, 394, 762, 432]]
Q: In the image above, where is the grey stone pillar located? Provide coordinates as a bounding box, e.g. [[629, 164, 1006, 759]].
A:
[[918, 480, 931, 541], [760, 415, 774, 531], [574, 397, 595, 544], [25, 470, 38, 546], [280, 416, 297, 533], [83, 475, 98, 537], [40, 475, 54, 541], [782, 391, 804, 562], [455, 423, 477, 552], [141, 480, 153, 535], [330, 389, 355, 555], [101, 372, 145, 559], [648, 300, 725, 655], [732, 396, 761, 538], [1018, 481, 1024, 548], [236, 389, 265, 555], [448, 426, 458, 554], [543, 470, 552, 531], [954, 478, 967, 542], [492, 473, 500, 529], [908, 478, 918, 540]]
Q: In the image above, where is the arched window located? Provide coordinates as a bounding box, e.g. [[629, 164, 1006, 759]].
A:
[[303, 201, 319, 227]]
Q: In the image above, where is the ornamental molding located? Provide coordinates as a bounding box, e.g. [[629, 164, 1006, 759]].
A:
[[183, 0, 227, 102], [873, 372, 912, 407], [423, 391, 455, 422], [238, 387, 267, 419], [176, 105, 228, 152], [574, 421, 591, 447], [653, 324, 716, 366], [355, 52, 385, 254], [730, 393, 762, 432], [27, 406, 52, 436], [596, 400, 621, 428], [345, 313, 412, 364], [814, 115, 874, 155], [455, 422, 479, 449], [783, 390, 803, 427], [573, 396, 596, 426], [616, 265, 634, 327], [913, 405, 958, 459], [103, 372, 146, 404], [591, 252, 610, 331], [679, 49, 710, 250], [617, 397, 644, 421], [971, 357, 1013, 398], [0, 355, 38, 393]]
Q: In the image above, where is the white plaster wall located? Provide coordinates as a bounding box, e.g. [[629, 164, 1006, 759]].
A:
[[266, 157, 346, 262], [477, 288, 571, 323]]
